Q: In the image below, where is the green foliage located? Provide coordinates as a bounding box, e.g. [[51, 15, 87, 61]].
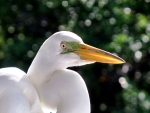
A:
[[0, 0, 150, 113]]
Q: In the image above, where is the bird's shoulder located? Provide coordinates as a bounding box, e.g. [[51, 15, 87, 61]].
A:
[[50, 69, 87, 94], [0, 67, 26, 80], [44, 69, 86, 95], [0, 67, 43, 113]]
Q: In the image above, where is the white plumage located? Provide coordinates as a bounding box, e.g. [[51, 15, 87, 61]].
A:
[[0, 31, 124, 113], [0, 67, 43, 113]]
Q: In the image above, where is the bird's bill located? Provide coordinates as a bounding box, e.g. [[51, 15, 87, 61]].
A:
[[73, 43, 125, 64]]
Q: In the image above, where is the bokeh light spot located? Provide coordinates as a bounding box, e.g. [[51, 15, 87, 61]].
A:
[[146, 24, 150, 33], [46, 2, 53, 8], [86, 0, 95, 8], [122, 64, 129, 74], [32, 44, 39, 51], [7, 38, 14, 45], [0, 52, 4, 59], [58, 25, 65, 31], [68, 21, 74, 27], [18, 33, 25, 40], [11, 5, 17, 11], [145, 0, 150, 3], [26, 4, 33, 11], [142, 35, 149, 43], [124, 7, 131, 14], [146, 76, 150, 84], [130, 41, 142, 51], [119, 77, 128, 88], [135, 71, 141, 79], [144, 100, 150, 110], [8, 26, 15, 34], [62, 1, 68, 7], [138, 92, 145, 100], [134, 51, 142, 61], [45, 31, 52, 38], [85, 19, 92, 26], [79, 21, 84, 27], [99, 103, 107, 111], [41, 20, 48, 27], [104, 11, 110, 17], [116, 0, 122, 4], [98, 0, 108, 8], [109, 17, 116, 25], [96, 14, 102, 20], [113, 7, 121, 15], [27, 50, 34, 58], [81, 0, 87, 3], [89, 13, 95, 19], [115, 46, 121, 52]]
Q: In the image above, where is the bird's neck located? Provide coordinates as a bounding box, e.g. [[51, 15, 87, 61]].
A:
[[27, 51, 62, 86]]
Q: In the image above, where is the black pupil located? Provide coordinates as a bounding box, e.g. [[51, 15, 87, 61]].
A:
[[63, 44, 66, 48]]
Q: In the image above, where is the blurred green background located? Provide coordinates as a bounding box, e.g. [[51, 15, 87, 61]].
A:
[[0, 0, 150, 113]]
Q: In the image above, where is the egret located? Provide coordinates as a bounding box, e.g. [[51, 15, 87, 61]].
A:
[[27, 31, 125, 113]]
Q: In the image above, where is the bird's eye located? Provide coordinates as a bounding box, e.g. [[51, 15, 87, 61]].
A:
[[60, 43, 67, 50]]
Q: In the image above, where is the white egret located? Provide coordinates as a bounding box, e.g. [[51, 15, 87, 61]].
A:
[[27, 31, 125, 113], [0, 67, 43, 113]]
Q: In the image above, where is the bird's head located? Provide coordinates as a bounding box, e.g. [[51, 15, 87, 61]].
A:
[[40, 31, 125, 69]]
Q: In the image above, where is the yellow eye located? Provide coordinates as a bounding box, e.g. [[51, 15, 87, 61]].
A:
[[60, 43, 67, 50]]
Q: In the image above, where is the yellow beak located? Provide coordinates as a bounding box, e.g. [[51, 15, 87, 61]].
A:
[[73, 43, 125, 64]]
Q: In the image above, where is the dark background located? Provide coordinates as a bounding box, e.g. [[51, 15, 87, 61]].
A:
[[0, 0, 150, 113]]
